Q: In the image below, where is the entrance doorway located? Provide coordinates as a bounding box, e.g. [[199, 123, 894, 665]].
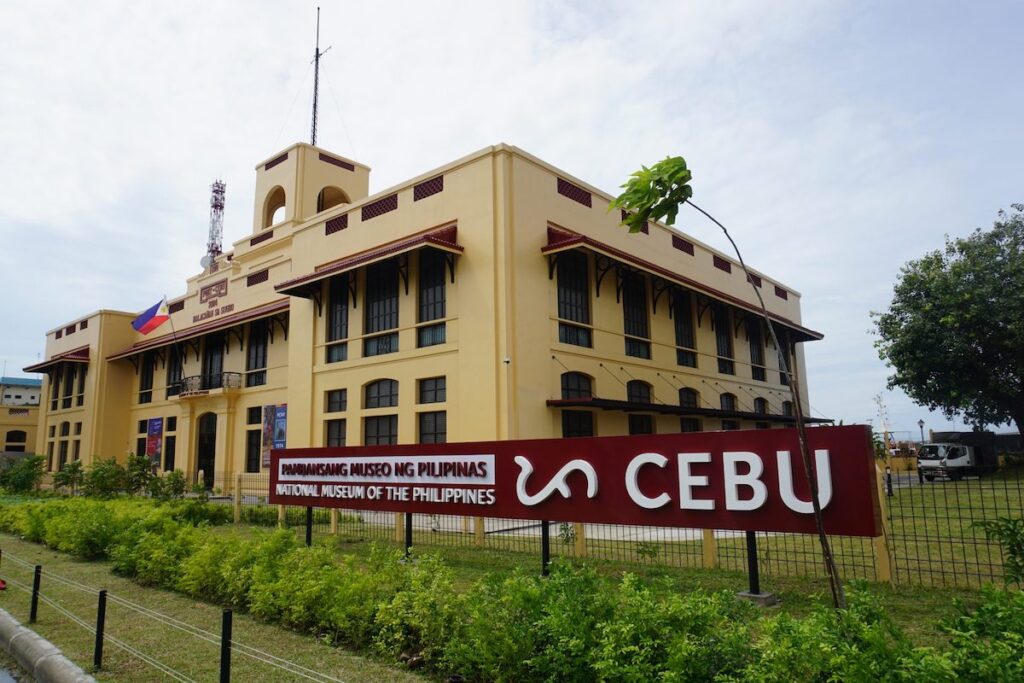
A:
[[196, 412, 217, 489]]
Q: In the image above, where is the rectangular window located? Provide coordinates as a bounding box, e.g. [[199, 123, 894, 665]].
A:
[[62, 364, 76, 408], [72, 440, 80, 461], [245, 430, 261, 472], [622, 271, 650, 359], [364, 332, 399, 357], [50, 371, 60, 410], [561, 410, 594, 438], [364, 415, 398, 445], [138, 352, 154, 404], [326, 419, 346, 447], [418, 249, 446, 322], [417, 324, 446, 347], [164, 435, 176, 471], [166, 416, 177, 432], [166, 347, 182, 398], [365, 260, 399, 356], [418, 377, 446, 404], [58, 441, 69, 470], [47, 442, 54, 471], [246, 319, 269, 387], [680, 418, 702, 433], [556, 251, 592, 348], [326, 389, 347, 412], [418, 411, 447, 443], [76, 366, 87, 406], [673, 290, 697, 368], [628, 414, 654, 435], [755, 422, 770, 430], [748, 321, 766, 382], [326, 274, 349, 363], [74, 422, 82, 435], [247, 406, 262, 425], [135, 437, 146, 458], [49, 425, 55, 438], [721, 420, 740, 431], [138, 420, 147, 434], [714, 304, 735, 375]]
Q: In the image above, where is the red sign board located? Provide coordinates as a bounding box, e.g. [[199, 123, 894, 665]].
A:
[[269, 425, 881, 537]]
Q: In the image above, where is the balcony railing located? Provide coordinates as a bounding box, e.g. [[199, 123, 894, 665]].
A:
[[174, 372, 242, 397]]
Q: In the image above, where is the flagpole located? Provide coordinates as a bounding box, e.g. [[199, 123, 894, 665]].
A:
[[163, 295, 187, 395]]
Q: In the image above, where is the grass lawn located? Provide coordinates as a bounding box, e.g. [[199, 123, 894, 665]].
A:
[[0, 533, 423, 683]]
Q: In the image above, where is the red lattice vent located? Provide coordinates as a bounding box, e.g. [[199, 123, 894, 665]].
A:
[[362, 194, 398, 221], [264, 153, 288, 170], [250, 231, 274, 247], [775, 286, 789, 300], [747, 273, 762, 288], [713, 255, 732, 273], [557, 178, 592, 207], [325, 214, 348, 235], [65, 325, 76, 336], [168, 300, 185, 314], [414, 175, 444, 201], [672, 236, 694, 254], [247, 269, 269, 287], [319, 153, 355, 171], [79, 320, 88, 330], [620, 210, 648, 234]]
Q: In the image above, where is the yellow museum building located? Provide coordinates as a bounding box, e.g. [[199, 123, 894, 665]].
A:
[[26, 142, 824, 489]]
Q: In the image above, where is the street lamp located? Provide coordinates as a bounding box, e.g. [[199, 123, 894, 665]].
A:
[[917, 419, 925, 444]]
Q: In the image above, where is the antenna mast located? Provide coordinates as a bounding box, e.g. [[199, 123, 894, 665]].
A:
[[207, 180, 226, 260], [310, 7, 331, 146]]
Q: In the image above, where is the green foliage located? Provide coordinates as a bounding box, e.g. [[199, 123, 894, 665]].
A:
[[974, 517, 1024, 588], [82, 458, 127, 497], [875, 204, 1024, 434], [609, 156, 693, 232], [162, 470, 187, 498], [51, 460, 84, 494], [635, 540, 662, 560], [125, 455, 155, 494], [0, 455, 46, 493]]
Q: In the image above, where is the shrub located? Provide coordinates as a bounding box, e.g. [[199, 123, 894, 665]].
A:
[[52, 460, 84, 494], [974, 517, 1024, 588], [0, 455, 46, 493], [125, 455, 155, 494], [43, 500, 135, 559], [82, 458, 127, 497]]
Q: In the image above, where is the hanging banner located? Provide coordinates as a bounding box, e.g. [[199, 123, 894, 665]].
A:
[[270, 425, 881, 537], [273, 404, 288, 450], [145, 418, 164, 467], [261, 405, 276, 468]]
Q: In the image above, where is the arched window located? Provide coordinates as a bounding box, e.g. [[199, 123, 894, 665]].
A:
[[753, 398, 768, 415], [720, 393, 737, 412], [626, 380, 651, 405], [364, 379, 399, 409], [679, 388, 699, 409], [59, 421, 71, 437], [317, 186, 350, 213], [264, 186, 286, 228], [560, 372, 592, 400], [782, 400, 794, 417]]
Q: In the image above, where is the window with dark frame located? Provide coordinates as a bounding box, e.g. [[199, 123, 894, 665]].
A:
[[326, 273, 349, 363], [245, 429, 261, 472], [783, 401, 794, 417], [326, 419, 346, 447], [417, 249, 447, 347], [628, 414, 654, 435], [135, 437, 146, 458], [748, 320, 766, 381], [755, 422, 770, 430], [418, 377, 446, 404], [680, 417, 702, 433], [418, 411, 447, 443], [622, 271, 651, 359], [137, 420, 146, 434], [326, 389, 347, 413], [626, 380, 651, 405], [713, 304, 735, 375], [166, 416, 177, 432], [58, 440, 69, 470], [50, 371, 59, 410], [364, 260, 399, 357], [164, 434, 176, 471], [138, 351, 154, 404], [364, 415, 398, 445], [679, 388, 699, 409], [247, 406, 262, 424], [754, 397, 768, 414], [561, 410, 594, 438], [721, 420, 740, 431], [365, 379, 399, 408], [557, 250, 592, 347], [673, 290, 698, 367], [720, 393, 737, 411], [560, 372, 592, 399], [166, 347, 182, 398], [246, 319, 269, 387], [76, 366, 86, 406]]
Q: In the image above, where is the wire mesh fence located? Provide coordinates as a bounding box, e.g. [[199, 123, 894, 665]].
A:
[[207, 466, 1024, 587]]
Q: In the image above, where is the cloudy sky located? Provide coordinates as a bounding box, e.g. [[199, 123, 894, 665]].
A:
[[1, 1, 1021, 436]]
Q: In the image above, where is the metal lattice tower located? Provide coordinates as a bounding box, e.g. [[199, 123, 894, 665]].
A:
[[310, 7, 330, 146], [207, 180, 226, 259]]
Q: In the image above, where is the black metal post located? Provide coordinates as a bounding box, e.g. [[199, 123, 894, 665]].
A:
[[93, 590, 107, 670], [404, 512, 413, 558], [541, 521, 551, 577], [918, 464, 924, 485], [745, 531, 760, 595], [30, 565, 41, 623], [220, 609, 232, 683], [886, 467, 894, 497], [305, 506, 313, 547]]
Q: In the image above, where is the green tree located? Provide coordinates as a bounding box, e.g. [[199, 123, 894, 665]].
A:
[[611, 155, 846, 608], [875, 205, 1024, 435], [52, 460, 85, 495], [0, 455, 46, 493], [82, 458, 127, 497]]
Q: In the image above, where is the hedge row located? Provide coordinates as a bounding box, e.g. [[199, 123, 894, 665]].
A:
[[1, 498, 1023, 681]]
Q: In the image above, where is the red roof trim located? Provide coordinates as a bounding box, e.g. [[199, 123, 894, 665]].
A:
[[542, 230, 821, 341], [107, 299, 290, 360], [23, 345, 90, 373], [276, 225, 463, 295]]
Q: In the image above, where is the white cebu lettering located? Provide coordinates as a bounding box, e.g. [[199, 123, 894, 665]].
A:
[[514, 456, 598, 506], [622, 450, 836, 513]]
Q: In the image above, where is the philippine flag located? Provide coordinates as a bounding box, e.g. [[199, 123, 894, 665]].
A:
[[132, 298, 171, 335]]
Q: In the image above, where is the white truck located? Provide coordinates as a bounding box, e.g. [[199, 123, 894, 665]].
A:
[[917, 431, 998, 481]]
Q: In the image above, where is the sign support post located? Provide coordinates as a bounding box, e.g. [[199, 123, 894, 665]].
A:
[[541, 520, 551, 576], [305, 506, 313, 546]]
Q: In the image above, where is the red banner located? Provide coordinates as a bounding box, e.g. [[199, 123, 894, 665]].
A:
[[270, 425, 881, 537]]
